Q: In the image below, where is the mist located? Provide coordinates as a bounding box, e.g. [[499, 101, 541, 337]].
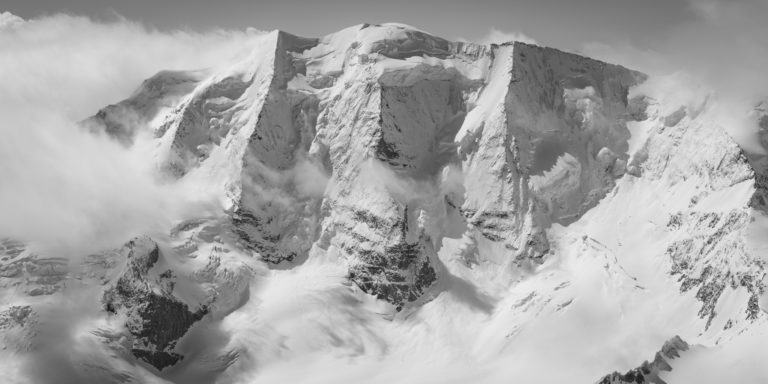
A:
[[0, 13, 263, 254], [579, 0, 768, 154], [463, 27, 538, 45]]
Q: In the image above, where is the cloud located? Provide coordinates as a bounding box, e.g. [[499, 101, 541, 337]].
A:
[[0, 13, 265, 255], [687, 0, 724, 21], [0, 12, 265, 120], [686, 0, 752, 23], [464, 27, 539, 45], [292, 158, 331, 198], [357, 158, 464, 206], [0, 11, 24, 30], [580, 0, 768, 156], [582, 0, 768, 102]]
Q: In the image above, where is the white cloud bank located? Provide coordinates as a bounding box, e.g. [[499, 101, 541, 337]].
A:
[[0, 13, 264, 254], [0, 11, 24, 29], [581, 0, 768, 155], [480, 0, 768, 156], [474, 27, 538, 45]]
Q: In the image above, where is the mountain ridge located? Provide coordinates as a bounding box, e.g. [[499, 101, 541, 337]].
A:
[[2, 22, 767, 383]]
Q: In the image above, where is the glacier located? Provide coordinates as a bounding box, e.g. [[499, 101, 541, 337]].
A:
[[1, 22, 768, 384]]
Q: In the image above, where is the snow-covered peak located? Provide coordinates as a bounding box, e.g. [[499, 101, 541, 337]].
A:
[[3, 22, 766, 383]]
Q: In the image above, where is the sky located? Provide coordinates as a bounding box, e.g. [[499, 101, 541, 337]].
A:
[[2, 0, 705, 50]]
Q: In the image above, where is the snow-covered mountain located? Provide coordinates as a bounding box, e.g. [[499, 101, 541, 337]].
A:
[[3, 22, 768, 383]]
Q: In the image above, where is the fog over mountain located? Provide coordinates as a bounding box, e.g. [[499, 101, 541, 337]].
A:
[[1, 6, 768, 384]]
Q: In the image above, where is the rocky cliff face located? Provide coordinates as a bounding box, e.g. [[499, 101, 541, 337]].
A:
[[457, 43, 643, 266], [86, 23, 645, 312], [102, 236, 208, 370]]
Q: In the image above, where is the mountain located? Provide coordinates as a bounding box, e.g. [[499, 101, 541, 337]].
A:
[[3, 22, 768, 383]]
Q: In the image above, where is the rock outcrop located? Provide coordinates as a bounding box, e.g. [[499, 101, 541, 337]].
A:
[[102, 236, 208, 370], [596, 336, 689, 384], [0, 305, 37, 353]]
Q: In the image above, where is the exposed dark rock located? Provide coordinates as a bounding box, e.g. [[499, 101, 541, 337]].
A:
[[374, 132, 402, 163], [666, 209, 765, 329], [102, 236, 207, 370], [348, 238, 437, 310], [596, 336, 689, 384], [749, 167, 768, 211], [231, 208, 297, 264], [343, 205, 437, 311], [0, 305, 35, 330]]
